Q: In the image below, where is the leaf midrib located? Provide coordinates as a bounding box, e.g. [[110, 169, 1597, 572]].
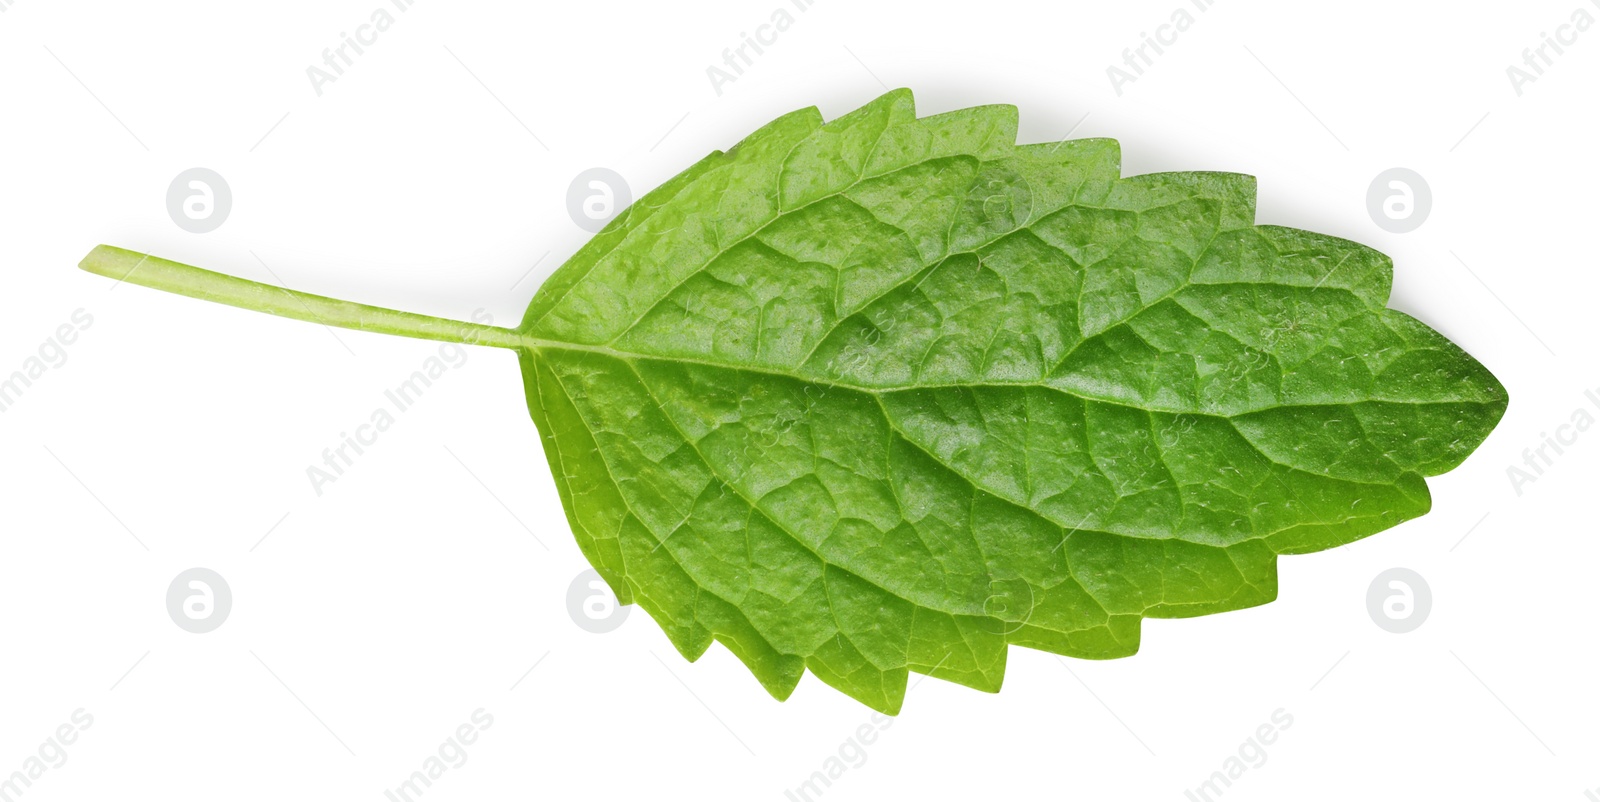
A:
[[530, 333, 1440, 546], [518, 336, 1497, 417]]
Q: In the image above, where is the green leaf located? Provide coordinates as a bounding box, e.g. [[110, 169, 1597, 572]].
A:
[[79, 89, 1507, 714]]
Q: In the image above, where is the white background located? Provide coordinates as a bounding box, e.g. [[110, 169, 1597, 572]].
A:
[[1, 1, 1596, 799]]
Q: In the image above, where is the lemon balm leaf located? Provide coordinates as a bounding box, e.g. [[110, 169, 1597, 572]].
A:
[[79, 89, 1507, 714]]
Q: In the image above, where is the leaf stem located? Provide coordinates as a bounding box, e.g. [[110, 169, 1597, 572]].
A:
[[79, 245, 527, 349]]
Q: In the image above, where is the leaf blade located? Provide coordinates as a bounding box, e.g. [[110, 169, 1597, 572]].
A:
[[521, 90, 1507, 712]]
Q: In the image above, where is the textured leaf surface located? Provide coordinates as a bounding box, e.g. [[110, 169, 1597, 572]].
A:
[[517, 90, 1506, 713]]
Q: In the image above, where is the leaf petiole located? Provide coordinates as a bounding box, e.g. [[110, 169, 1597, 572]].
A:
[[78, 245, 526, 349]]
